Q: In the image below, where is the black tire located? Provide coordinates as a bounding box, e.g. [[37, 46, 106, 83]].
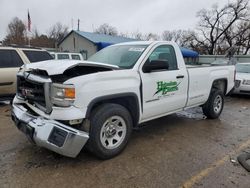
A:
[[202, 89, 224, 119], [86, 103, 132, 159], [237, 153, 250, 172]]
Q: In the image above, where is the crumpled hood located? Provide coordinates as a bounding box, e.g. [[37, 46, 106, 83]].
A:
[[23, 60, 119, 75]]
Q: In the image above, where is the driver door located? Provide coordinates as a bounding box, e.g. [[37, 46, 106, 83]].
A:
[[140, 45, 188, 121]]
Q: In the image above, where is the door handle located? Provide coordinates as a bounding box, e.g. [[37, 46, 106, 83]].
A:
[[176, 75, 184, 79]]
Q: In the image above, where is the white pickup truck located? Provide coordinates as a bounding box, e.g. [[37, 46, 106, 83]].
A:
[[11, 41, 235, 159]]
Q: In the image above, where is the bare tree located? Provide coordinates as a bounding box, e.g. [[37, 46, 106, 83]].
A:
[[30, 33, 54, 48], [235, 22, 250, 54], [161, 29, 196, 47], [144, 33, 160, 41], [47, 22, 68, 47], [195, 0, 249, 54], [130, 31, 144, 40], [3, 17, 27, 45], [162, 30, 181, 41], [94, 23, 118, 36]]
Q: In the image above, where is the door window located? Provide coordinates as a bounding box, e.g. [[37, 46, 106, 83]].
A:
[[23, 50, 53, 62], [57, 54, 70, 59], [71, 54, 80, 60], [146, 45, 178, 71], [0, 50, 23, 68]]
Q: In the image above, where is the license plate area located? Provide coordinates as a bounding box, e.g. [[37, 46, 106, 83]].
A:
[[48, 127, 68, 147]]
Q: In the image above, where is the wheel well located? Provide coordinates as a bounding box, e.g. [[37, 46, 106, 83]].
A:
[[86, 94, 140, 127], [212, 79, 227, 95]]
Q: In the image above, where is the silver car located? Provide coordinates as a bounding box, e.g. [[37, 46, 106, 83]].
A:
[[234, 63, 250, 95]]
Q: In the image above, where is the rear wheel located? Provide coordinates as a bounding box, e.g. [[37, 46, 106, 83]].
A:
[[202, 89, 224, 119], [86, 103, 132, 159]]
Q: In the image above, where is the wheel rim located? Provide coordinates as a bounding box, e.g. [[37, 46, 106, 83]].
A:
[[100, 116, 127, 150], [213, 95, 222, 113]]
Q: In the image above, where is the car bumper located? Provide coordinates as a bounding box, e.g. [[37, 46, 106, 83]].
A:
[[233, 84, 250, 95], [11, 104, 89, 158]]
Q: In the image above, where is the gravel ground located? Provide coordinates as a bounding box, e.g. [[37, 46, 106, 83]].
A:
[[0, 95, 250, 188]]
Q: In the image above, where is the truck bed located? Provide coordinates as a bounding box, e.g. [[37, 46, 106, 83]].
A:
[[185, 64, 235, 108]]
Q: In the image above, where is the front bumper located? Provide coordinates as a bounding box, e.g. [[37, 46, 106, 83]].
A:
[[233, 84, 250, 95], [11, 104, 89, 158]]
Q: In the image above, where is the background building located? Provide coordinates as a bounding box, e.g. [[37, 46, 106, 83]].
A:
[[58, 30, 136, 59], [58, 30, 202, 62]]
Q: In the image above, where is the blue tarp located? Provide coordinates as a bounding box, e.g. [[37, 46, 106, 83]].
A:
[[96, 42, 199, 58], [96, 42, 113, 51], [180, 47, 199, 58]]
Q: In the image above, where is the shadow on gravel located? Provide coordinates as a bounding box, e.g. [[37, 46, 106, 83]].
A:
[[230, 94, 250, 99], [15, 145, 100, 171]]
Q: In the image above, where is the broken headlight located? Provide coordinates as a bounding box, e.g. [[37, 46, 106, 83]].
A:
[[51, 83, 75, 107]]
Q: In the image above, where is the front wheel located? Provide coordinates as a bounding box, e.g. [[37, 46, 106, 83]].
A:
[[202, 89, 224, 119], [86, 103, 132, 159]]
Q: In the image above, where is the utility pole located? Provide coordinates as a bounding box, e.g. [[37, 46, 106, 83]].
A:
[[77, 19, 80, 31], [71, 18, 73, 30]]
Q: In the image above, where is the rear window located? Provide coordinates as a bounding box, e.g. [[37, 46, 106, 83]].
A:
[[57, 54, 70, 59], [71, 54, 80, 60], [23, 50, 53, 63], [0, 49, 23, 68]]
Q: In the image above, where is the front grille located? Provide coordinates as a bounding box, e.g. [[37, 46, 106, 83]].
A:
[[17, 76, 46, 107]]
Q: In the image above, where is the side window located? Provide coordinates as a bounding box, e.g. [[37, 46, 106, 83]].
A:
[[71, 54, 80, 60], [23, 50, 53, 63], [0, 50, 23, 68], [57, 54, 70, 59], [147, 45, 178, 70], [11, 51, 24, 67]]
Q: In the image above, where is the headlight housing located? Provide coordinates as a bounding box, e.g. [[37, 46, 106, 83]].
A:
[[51, 83, 75, 107]]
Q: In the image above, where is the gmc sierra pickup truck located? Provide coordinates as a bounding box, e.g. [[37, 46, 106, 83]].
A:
[[11, 41, 235, 159]]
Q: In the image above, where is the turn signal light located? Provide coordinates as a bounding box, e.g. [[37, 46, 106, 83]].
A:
[[64, 88, 75, 99]]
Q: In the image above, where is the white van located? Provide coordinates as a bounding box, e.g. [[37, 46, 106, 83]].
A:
[[50, 52, 84, 60]]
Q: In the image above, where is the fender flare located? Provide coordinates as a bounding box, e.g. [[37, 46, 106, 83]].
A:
[[85, 92, 140, 125]]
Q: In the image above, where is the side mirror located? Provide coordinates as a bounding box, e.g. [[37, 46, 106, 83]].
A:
[[143, 60, 169, 73]]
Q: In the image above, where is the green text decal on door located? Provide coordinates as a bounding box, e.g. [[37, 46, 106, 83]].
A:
[[154, 81, 180, 95]]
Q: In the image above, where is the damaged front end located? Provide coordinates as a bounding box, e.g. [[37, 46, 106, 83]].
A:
[[11, 103, 89, 157], [11, 60, 116, 157]]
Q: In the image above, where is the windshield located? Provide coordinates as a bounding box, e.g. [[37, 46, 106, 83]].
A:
[[88, 45, 148, 69], [236, 64, 250, 73]]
